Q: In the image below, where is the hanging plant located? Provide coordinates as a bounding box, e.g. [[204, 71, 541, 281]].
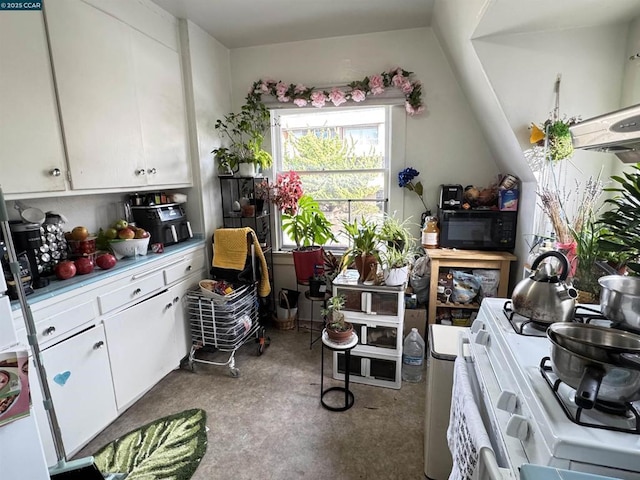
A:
[[530, 116, 580, 162]]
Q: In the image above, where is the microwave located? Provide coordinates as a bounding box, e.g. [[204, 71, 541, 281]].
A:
[[437, 208, 517, 251]]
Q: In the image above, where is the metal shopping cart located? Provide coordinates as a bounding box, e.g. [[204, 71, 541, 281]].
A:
[[185, 283, 263, 376]]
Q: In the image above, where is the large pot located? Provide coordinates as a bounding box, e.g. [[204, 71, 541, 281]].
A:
[[549, 335, 640, 409], [511, 251, 577, 324], [599, 275, 640, 332]]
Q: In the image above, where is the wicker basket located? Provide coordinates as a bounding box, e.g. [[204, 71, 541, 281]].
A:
[[273, 290, 296, 330]]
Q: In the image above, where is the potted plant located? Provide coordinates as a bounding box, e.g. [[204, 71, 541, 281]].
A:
[[379, 213, 413, 252], [282, 194, 337, 285], [340, 217, 381, 282], [379, 244, 415, 287], [321, 295, 353, 343], [212, 97, 273, 177]]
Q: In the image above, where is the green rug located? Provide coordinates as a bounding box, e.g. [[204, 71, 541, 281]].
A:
[[93, 409, 208, 480]]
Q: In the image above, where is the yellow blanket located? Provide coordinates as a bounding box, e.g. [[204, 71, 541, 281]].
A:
[[213, 227, 271, 298]]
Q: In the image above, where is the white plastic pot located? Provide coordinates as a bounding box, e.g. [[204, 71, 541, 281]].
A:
[[384, 266, 409, 286]]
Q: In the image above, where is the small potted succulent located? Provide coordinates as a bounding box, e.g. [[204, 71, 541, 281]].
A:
[[321, 295, 353, 343]]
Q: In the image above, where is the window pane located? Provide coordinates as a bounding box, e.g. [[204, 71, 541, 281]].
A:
[[300, 172, 385, 201]]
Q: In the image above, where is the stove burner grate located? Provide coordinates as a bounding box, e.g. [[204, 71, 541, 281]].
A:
[[503, 301, 612, 336], [539, 357, 640, 434]]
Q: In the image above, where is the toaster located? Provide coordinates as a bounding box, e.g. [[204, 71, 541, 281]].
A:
[[439, 184, 463, 209]]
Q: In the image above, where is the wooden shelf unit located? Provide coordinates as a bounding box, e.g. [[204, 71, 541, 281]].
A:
[[426, 249, 517, 325]]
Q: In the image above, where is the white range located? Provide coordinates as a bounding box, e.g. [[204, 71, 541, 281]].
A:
[[467, 297, 640, 479]]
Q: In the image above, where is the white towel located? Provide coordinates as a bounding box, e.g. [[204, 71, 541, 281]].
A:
[[447, 357, 494, 480]]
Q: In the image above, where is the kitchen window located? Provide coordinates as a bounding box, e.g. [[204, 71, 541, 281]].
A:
[[271, 106, 393, 250]]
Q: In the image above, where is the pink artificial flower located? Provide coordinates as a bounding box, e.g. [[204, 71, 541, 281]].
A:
[[259, 81, 270, 94], [293, 98, 308, 107], [392, 74, 405, 89], [351, 89, 366, 102], [311, 90, 327, 108], [405, 102, 425, 116], [277, 95, 290, 103], [294, 83, 307, 94], [276, 82, 288, 97], [328, 88, 347, 106], [369, 75, 385, 95], [401, 79, 414, 94]]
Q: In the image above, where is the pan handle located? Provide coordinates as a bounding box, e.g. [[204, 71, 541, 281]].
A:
[[575, 365, 605, 409]]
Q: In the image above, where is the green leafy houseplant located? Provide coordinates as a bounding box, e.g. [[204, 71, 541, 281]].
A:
[[321, 295, 350, 332], [379, 213, 413, 251], [212, 97, 273, 174], [340, 217, 381, 282], [282, 195, 336, 248], [598, 164, 640, 275]]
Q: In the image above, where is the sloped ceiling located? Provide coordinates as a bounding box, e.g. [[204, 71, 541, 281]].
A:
[[151, 0, 434, 48]]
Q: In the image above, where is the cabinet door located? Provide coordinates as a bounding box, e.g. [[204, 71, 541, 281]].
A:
[[39, 324, 117, 459], [131, 29, 190, 186], [45, 0, 145, 189], [0, 11, 66, 194], [104, 288, 180, 410]]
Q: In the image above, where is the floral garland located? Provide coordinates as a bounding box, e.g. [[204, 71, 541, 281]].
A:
[[248, 67, 425, 116]]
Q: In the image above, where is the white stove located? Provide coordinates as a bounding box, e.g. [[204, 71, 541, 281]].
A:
[[469, 298, 640, 479]]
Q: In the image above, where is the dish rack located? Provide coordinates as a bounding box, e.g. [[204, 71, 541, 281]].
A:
[[185, 283, 263, 377]]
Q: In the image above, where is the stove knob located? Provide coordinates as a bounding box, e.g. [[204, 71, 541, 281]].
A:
[[470, 319, 485, 333], [497, 390, 518, 413], [506, 414, 529, 440], [474, 329, 490, 346]]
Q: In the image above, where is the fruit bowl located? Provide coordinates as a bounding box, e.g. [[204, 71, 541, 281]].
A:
[[68, 236, 97, 255], [109, 237, 150, 259]]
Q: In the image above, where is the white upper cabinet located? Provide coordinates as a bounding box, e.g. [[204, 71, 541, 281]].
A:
[[0, 11, 67, 194], [45, 0, 191, 190], [131, 29, 190, 186]]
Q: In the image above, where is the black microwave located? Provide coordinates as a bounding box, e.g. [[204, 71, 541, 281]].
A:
[[437, 208, 517, 251]]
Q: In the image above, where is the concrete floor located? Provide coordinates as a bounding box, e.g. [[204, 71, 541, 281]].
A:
[[77, 328, 427, 480]]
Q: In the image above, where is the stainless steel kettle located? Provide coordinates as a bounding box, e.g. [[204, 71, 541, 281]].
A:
[[511, 251, 578, 324]]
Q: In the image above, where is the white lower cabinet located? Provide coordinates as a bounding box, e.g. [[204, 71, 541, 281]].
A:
[[32, 324, 117, 465], [104, 282, 188, 410]]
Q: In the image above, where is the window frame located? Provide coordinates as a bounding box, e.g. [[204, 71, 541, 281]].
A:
[[269, 105, 406, 252]]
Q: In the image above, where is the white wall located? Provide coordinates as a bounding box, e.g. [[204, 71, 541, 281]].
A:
[[180, 20, 232, 264], [229, 27, 501, 314]]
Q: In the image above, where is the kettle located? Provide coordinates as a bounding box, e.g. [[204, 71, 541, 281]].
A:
[[511, 251, 578, 324]]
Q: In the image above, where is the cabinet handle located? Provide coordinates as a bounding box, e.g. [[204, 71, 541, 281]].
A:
[[136, 169, 146, 176], [43, 326, 56, 336], [50, 168, 61, 177], [165, 303, 173, 310], [186, 265, 193, 271], [93, 341, 104, 350], [173, 296, 180, 304], [147, 168, 157, 174], [132, 288, 142, 295]]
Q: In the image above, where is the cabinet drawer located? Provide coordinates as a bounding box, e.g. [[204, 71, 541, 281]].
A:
[[164, 250, 205, 285], [34, 300, 97, 348], [98, 272, 164, 315]]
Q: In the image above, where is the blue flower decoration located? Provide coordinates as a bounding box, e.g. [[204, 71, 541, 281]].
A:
[[398, 167, 419, 188]]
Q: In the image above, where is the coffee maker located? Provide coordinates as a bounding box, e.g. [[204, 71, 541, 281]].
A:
[[8, 221, 49, 288]]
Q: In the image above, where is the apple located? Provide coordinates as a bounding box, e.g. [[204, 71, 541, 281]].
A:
[[54, 260, 77, 280], [104, 228, 118, 240], [74, 257, 95, 275], [118, 227, 136, 240], [134, 228, 149, 239], [71, 226, 89, 241], [96, 253, 117, 270], [114, 219, 128, 231]]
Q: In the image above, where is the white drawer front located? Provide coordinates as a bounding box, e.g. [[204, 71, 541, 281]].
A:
[[163, 250, 205, 285], [98, 272, 164, 315], [35, 300, 97, 348]]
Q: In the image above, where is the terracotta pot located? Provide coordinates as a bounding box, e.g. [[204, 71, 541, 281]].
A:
[[292, 246, 324, 285], [354, 254, 377, 282], [326, 321, 353, 343]]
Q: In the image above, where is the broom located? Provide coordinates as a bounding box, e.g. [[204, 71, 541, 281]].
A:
[[0, 188, 105, 480]]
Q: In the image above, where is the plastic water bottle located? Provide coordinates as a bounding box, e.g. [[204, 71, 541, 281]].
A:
[[402, 328, 425, 382]]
